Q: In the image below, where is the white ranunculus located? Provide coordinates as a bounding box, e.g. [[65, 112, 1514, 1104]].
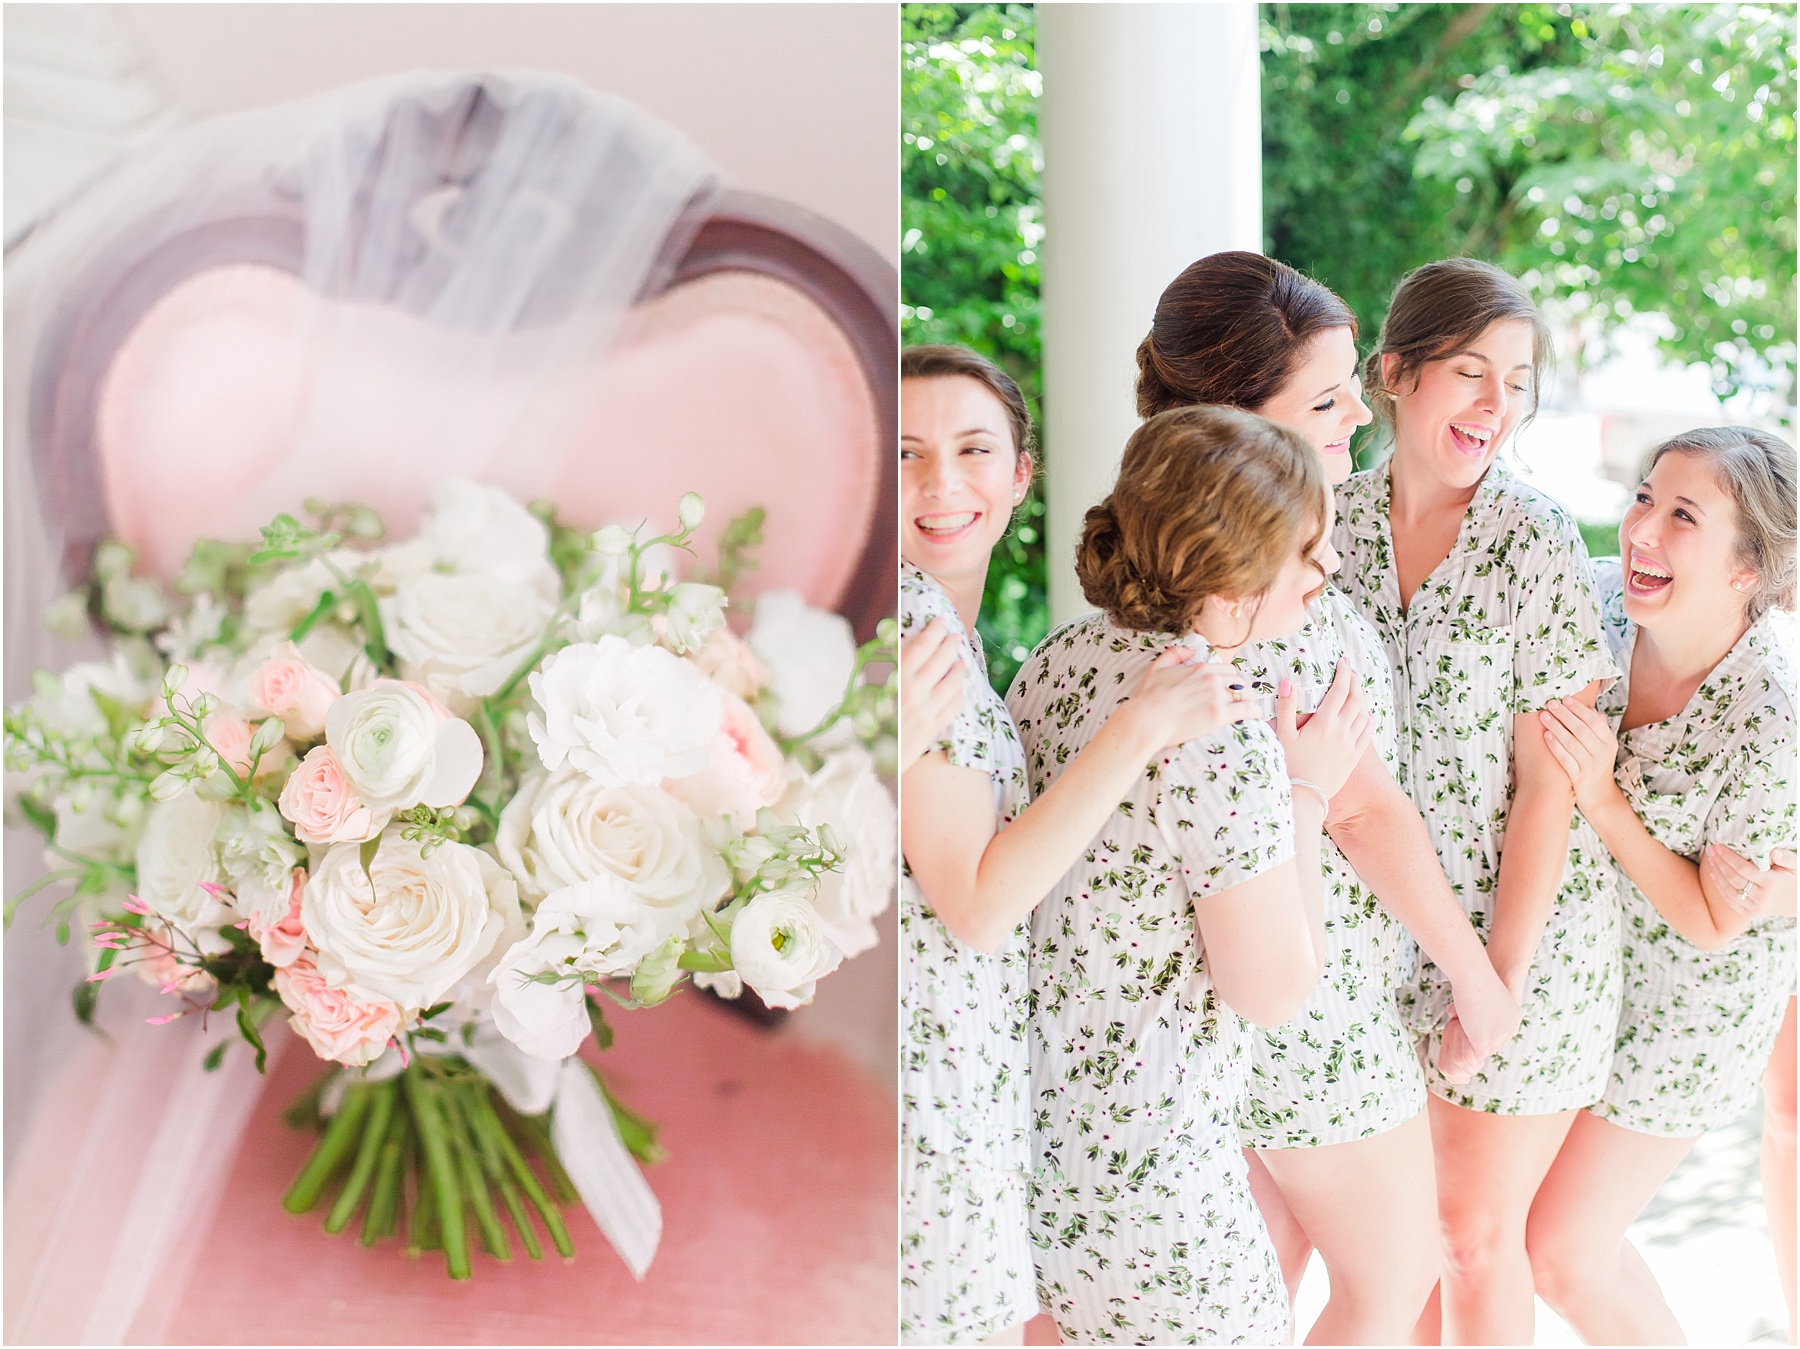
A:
[[135, 789, 233, 945], [495, 768, 727, 936], [729, 888, 842, 1011], [325, 680, 483, 812], [303, 831, 516, 1010], [382, 480, 559, 601], [385, 573, 556, 715], [526, 636, 721, 786], [776, 746, 896, 959], [661, 582, 727, 654], [214, 802, 305, 924], [242, 551, 362, 634], [747, 590, 857, 737]]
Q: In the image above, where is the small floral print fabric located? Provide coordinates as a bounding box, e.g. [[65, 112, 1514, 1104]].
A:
[[1234, 587, 1428, 1149], [1005, 614, 1292, 1345], [1334, 458, 1623, 1115], [899, 564, 1037, 1344], [1587, 558, 1798, 1137]]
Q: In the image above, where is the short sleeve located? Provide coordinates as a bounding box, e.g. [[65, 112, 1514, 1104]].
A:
[[1704, 705, 1797, 867], [1507, 507, 1620, 713], [1152, 721, 1296, 897]]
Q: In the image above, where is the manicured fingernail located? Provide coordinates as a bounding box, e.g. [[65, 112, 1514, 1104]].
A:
[[1279, 680, 1293, 698], [1228, 683, 1246, 691]]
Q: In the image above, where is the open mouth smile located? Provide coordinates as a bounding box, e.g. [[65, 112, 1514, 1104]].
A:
[[1448, 422, 1495, 457], [1626, 550, 1673, 597], [913, 511, 981, 541]]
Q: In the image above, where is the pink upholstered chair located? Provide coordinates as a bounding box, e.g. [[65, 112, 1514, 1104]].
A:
[[5, 74, 896, 1345]]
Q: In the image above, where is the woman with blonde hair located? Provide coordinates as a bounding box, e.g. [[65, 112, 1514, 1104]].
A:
[[1135, 250, 1523, 1344], [1007, 403, 1372, 1343], [1524, 426, 1796, 1343]]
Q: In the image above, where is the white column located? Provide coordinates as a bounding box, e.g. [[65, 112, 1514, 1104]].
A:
[[1038, 2, 1263, 623]]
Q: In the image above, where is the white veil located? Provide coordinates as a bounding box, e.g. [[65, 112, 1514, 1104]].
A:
[[5, 71, 719, 1343]]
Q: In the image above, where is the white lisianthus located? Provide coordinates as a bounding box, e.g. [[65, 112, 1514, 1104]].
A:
[[776, 746, 896, 958], [385, 573, 556, 715], [729, 888, 842, 1011], [747, 590, 857, 737], [489, 872, 664, 1060], [135, 789, 233, 948], [496, 767, 727, 936], [661, 582, 727, 654], [303, 830, 517, 1009], [242, 551, 362, 634], [381, 480, 559, 600], [215, 802, 305, 924], [526, 636, 721, 786], [325, 680, 483, 812]]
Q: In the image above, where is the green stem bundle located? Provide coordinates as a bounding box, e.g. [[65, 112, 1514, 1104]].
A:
[[282, 1057, 602, 1278]]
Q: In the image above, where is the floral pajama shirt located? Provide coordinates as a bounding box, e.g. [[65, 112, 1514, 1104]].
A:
[[1006, 616, 1292, 1345], [1233, 587, 1427, 1149], [1334, 460, 1623, 1115], [1587, 559, 1798, 1137], [900, 565, 1037, 1345]]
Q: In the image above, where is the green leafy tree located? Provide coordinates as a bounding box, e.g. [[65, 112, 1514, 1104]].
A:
[[902, 3, 1045, 693], [1263, 3, 1795, 426]]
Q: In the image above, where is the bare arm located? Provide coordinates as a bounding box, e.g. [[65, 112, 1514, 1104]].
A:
[[1541, 697, 1779, 950], [902, 652, 1252, 952], [1195, 794, 1329, 1026], [1486, 681, 1606, 990], [1326, 748, 1522, 1057]]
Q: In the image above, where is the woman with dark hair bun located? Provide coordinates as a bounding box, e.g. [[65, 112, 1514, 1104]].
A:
[[897, 345, 1256, 1345], [1523, 426, 1795, 1343], [1133, 250, 1522, 1344], [1332, 257, 1621, 1343]]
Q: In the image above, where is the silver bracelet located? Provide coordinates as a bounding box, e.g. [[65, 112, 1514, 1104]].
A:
[[1289, 777, 1330, 813]]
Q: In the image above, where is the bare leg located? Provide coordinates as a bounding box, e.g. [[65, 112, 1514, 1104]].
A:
[[1411, 1282, 1441, 1345], [1246, 1145, 1315, 1298], [1427, 1094, 1576, 1345], [983, 1322, 1027, 1346], [1256, 1111, 1441, 1345], [1765, 998, 1798, 1345], [1524, 1109, 1697, 1344]]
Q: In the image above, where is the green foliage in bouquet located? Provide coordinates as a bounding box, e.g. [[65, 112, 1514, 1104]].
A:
[[6, 485, 897, 1279]]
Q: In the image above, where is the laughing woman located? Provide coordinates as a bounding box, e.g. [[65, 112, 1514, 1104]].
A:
[[1133, 251, 1522, 1344], [1330, 258, 1622, 1344], [1523, 427, 1796, 1344], [898, 345, 1251, 1346]]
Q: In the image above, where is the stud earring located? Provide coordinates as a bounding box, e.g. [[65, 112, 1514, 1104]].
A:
[[1230, 603, 1243, 619], [1733, 580, 1745, 591]]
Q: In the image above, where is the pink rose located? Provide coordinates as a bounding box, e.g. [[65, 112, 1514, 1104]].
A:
[[278, 746, 385, 844], [250, 641, 341, 741], [246, 868, 309, 968], [203, 711, 258, 777], [690, 628, 771, 702], [273, 958, 403, 1066], [663, 693, 787, 822]]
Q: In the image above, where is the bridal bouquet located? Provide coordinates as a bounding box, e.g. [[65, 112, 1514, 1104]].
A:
[[5, 481, 896, 1279]]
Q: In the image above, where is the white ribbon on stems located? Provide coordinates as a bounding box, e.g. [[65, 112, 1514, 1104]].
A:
[[331, 1023, 662, 1278]]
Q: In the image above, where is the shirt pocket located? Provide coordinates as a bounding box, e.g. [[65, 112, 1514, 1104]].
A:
[[1421, 624, 1514, 745]]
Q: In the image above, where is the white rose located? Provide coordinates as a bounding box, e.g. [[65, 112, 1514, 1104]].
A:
[[526, 637, 721, 786], [496, 768, 727, 936], [385, 573, 556, 715], [214, 802, 305, 924], [747, 590, 857, 737], [303, 830, 517, 1009], [325, 680, 483, 811], [135, 789, 233, 948], [51, 782, 146, 868], [729, 889, 842, 1011], [776, 746, 896, 958]]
